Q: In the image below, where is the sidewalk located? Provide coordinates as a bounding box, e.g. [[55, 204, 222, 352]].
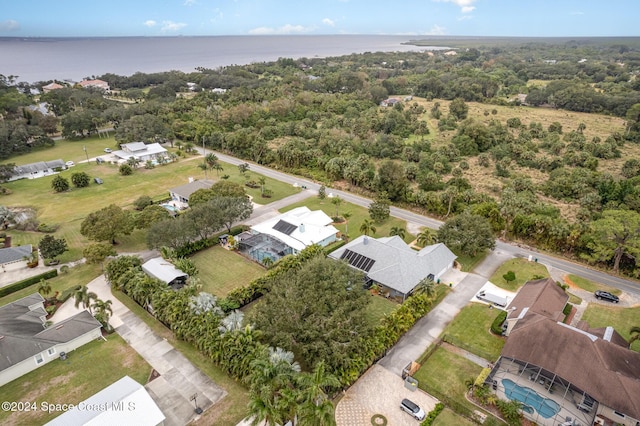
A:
[[51, 275, 227, 426]]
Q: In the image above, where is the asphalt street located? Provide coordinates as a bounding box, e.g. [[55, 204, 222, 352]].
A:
[[202, 147, 640, 296]]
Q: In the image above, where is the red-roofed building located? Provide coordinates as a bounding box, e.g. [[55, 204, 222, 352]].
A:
[[78, 79, 110, 92]]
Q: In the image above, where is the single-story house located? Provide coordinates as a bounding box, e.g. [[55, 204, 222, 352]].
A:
[[0, 293, 103, 387], [46, 375, 165, 426], [168, 179, 214, 209], [78, 79, 110, 92], [503, 277, 568, 336], [0, 244, 33, 272], [328, 235, 457, 301], [487, 280, 640, 426], [380, 98, 400, 107], [240, 207, 339, 263], [112, 142, 168, 164], [141, 257, 188, 290], [42, 82, 64, 93], [9, 159, 66, 181]]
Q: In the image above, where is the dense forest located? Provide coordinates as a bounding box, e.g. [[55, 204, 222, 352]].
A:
[[3, 38, 640, 275]]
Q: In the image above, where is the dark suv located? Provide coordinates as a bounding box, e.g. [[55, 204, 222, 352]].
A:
[[594, 290, 619, 303]]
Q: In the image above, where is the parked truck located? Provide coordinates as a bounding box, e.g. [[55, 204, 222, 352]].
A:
[[475, 290, 508, 308]]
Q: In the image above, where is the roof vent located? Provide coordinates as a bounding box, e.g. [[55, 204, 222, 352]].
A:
[[299, 223, 305, 233], [363, 236, 368, 245]]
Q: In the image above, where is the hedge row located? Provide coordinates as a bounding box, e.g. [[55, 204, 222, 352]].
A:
[[175, 225, 249, 258], [490, 310, 508, 335], [0, 269, 58, 298], [421, 403, 445, 426]]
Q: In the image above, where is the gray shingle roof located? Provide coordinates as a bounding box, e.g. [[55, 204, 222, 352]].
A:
[[13, 160, 64, 176], [169, 179, 214, 200], [0, 294, 101, 371], [329, 236, 456, 295], [0, 244, 33, 265]]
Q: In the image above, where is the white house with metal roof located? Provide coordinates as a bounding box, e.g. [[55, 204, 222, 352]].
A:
[[329, 235, 457, 300], [241, 207, 339, 263], [9, 159, 66, 181], [0, 293, 102, 387], [141, 257, 188, 290], [112, 142, 168, 164], [46, 375, 165, 426]]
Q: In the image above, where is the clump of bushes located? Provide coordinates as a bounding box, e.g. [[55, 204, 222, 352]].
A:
[[491, 310, 507, 335]]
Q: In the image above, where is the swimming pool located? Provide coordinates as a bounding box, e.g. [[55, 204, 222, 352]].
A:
[[502, 379, 561, 419], [160, 203, 179, 212]]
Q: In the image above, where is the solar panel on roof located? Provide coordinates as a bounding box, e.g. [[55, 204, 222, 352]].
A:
[[340, 249, 375, 272], [272, 220, 297, 235]]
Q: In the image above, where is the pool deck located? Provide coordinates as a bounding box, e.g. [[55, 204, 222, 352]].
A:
[[494, 371, 594, 426]]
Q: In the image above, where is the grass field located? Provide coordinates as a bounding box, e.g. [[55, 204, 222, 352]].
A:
[[280, 196, 413, 243], [190, 246, 266, 297], [414, 347, 484, 416], [442, 303, 505, 362], [566, 274, 622, 296], [433, 408, 477, 426], [581, 304, 640, 351], [488, 258, 550, 291], [113, 291, 250, 426], [2, 136, 298, 262], [0, 333, 151, 425]]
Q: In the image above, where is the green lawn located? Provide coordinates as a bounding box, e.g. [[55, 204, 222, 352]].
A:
[[0, 262, 103, 306], [0, 333, 151, 425], [433, 408, 477, 426], [442, 303, 505, 362], [190, 246, 266, 297], [364, 294, 398, 327], [3, 142, 298, 261], [414, 347, 483, 416], [113, 290, 249, 426], [280, 196, 413, 243], [489, 258, 549, 291], [453, 250, 490, 273], [566, 274, 622, 296], [581, 304, 640, 351]]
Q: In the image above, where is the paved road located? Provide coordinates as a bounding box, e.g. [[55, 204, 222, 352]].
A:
[[200, 148, 640, 296]]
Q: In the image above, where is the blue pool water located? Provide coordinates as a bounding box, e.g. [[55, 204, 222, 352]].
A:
[[502, 379, 561, 419], [160, 204, 179, 212]]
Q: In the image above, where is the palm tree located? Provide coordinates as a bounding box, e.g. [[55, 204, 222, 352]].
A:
[[417, 228, 437, 247], [389, 226, 406, 239], [258, 176, 266, 196], [413, 277, 436, 298], [219, 310, 245, 333], [359, 219, 377, 236], [198, 162, 208, 178], [629, 326, 640, 349], [92, 298, 113, 331], [297, 361, 340, 406], [74, 286, 97, 313], [37, 279, 52, 298], [212, 163, 224, 177], [342, 211, 352, 238], [330, 196, 342, 219], [262, 256, 274, 269]]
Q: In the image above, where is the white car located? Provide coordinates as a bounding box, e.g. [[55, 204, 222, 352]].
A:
[[65, 161, 74, 167], [104, 148, 112, 153], [400, 398, 426, 420]]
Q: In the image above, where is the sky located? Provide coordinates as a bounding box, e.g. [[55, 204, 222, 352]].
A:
[[1, 0, 638, 38]]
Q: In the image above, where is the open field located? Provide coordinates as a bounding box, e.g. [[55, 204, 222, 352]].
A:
[[442, 303, 505, 362], [0, 333, 151, 425], [190, 246, 266, 297], [280, 196, 413, 243], [488, 258, 550, 291], [581, 304, 640, 351], [2, 137, 298, 261], [113, 291, 250, 426]]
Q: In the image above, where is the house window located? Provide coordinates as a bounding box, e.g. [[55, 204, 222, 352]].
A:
[[613, 411, 625, 418], [47, 347, 56, 356], [34, 353, 44, 365]]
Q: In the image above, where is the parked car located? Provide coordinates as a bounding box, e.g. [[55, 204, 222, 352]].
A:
[[400, 398, 425, 420], [65, 161, 74, 167], [104, 148, 112, 153], [594, 290, 619, 303], [94, 177, 103, 184]]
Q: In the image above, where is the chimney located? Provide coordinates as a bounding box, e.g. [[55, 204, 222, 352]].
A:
[[299, 223, 305, 233]]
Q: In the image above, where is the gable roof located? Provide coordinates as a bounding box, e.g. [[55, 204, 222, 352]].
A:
[[0, 294, 101, 371], [507, 278, 568, 321], [114, 143, 167, 160], [503, 314, 640, 419], [46, 375, 165, 426], [329, 235, 457, 295], [0, 244, 33, 265], [141, 257, 188, 284], [251, 207, 339, 251], [13, 159, 65, 176], [169, 179, 214, 200]]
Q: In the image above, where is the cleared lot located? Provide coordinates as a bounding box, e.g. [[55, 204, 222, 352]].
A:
[[335, 365, 438, 426]]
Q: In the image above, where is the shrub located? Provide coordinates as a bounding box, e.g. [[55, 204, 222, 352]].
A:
[[421, 403, 444, 426], [491, 310, 507, 335], [119, 164, 133, 175], [0, 269, 58, 297], [562, 303, 573, 316], [37, 223, 59, 233]]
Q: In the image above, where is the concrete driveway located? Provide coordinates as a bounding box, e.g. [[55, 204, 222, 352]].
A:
[[335, 365, 438, 426]]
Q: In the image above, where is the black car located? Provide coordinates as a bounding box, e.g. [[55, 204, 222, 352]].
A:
[[594, 290, 619, 303]]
